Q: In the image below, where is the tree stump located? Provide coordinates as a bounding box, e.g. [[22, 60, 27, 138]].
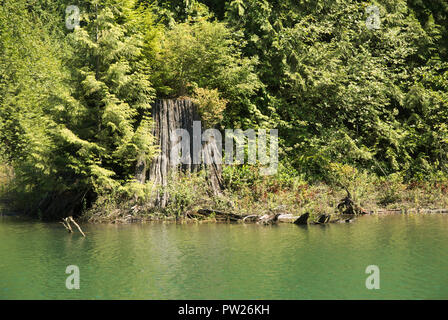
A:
[[314, 214, 331, 224], [293, 212, 310, 225], [144, 99, 223, 207]]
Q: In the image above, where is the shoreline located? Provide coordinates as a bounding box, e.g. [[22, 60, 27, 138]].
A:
[[2, 207, 448, 225]]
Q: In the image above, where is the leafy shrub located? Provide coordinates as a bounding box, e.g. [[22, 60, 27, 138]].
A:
[[376, 173, 406, 207], [192, 87, 227, 127], [163, 171, 209, 216]]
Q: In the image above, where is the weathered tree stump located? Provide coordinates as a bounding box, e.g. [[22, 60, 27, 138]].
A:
[[293, 212, 310, 225], [135, 153, 147, 184], [313, 214, 331, 224], [143, 99, 223, 207], [337, 188, 355, 215]]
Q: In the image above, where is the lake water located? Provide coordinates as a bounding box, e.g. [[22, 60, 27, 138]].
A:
[[1, 214, 447, 299]]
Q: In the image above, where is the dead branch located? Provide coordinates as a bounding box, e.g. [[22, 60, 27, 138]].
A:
[[68, 216, 86, 237], [242, 214, 259, 222], [61, 218, 73, 233], [61, 216, 86, 237]]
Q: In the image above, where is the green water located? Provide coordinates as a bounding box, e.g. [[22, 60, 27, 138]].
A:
[[1, 214, 447, 299]]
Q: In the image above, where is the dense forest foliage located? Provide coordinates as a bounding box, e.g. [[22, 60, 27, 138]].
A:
[[1, 0, 448, 219]]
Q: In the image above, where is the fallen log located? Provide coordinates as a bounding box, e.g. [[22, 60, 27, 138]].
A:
[[189, 209, 363, 226], [197, 209, 244, 221], [277, 213, 296, 223], [242, 214, 260, 223], [258, 213, 281, 225], [193, 209, 282, 224]]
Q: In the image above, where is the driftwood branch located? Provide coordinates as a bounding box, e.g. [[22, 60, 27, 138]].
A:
[[242, 214, 259, 222], [68, 216, 86, 237], [61, 218, 73, 233], [61, 216, 86, 237]]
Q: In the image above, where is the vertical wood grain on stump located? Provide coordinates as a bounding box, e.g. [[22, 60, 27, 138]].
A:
[[145, 99, 223, 207]]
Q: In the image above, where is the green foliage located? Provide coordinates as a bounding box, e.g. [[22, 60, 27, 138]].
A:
[[0, 0, 70, 195], [220, 0, 448, 181], [223, 162, 303, 198], [162, 171, 209, 216], [191, 87, 227, 127], [376, 172, 406, 206], [2, 0, 448, 219], [0, 0, 159, 218], [61, 0, 160, 194], [153, 13, 261, 127]]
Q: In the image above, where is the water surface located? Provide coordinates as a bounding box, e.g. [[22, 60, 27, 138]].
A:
[[1, 214, 447, 299]]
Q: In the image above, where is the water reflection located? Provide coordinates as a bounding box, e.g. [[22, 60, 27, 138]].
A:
[[1, 215, 448, 299]]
